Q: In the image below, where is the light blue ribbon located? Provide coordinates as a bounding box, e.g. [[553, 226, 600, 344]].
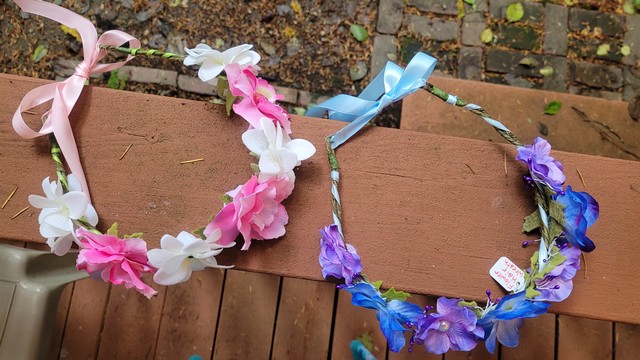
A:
[[305, 52, 437, 149]]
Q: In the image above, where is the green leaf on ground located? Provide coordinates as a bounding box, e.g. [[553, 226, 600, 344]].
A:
[[623, 2, 636, 14], [292, 107, 306, 116], [506, 3, 524, 22], [519, 57, 539, 68], [539, 66, 554, 77], [107, 69, 126, 90], [621, 44, 632, 56], [544, 100, 562, 115], [350, 24, 369, 42], [31, 45, 48, 62], [480, 28, 494, 43], [596, 43, 610, 56]]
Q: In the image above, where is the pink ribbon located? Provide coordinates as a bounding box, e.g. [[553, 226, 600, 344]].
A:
[[12, 0, 141, 202]]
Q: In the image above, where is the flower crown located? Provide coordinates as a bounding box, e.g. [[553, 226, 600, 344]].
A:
[[307, 53, 599, 355], [12, 0, 315, 298]]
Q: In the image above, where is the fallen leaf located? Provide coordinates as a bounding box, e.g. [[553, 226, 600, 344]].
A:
[[349, 24, 369, 42], [539, 65, 554, 77], [621, 44, 631, 56], [545, 101, 562, 115], [60, 25, 81, 42], [537, 122, 549, 136], [596, 43, 610, 56], [31, 45, 48, 62], [506, 3, 524, 22], [464, 0, 475, 4], [480, 28, 494, 43], [623, 2, 636, 14], [519, 57, 539, 68]]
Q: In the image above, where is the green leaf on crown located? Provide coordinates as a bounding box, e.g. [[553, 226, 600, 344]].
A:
[[371, 280, 383, 291], [522, 210, 542, 233], [459, 300, 482, 317], [381, 287, 411, 302], [220, 194, 233, 204], [107, 222, 119, 237], [526, 285, 541, 299], [192, 226, 206, 240], [124, 232, 144, 239]]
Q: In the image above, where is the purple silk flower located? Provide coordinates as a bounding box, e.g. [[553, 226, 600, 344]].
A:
[[535, 245, 581, 302], [516, 137, 566, 192], [319, 224, 363, 285], [414, 297, 484, 354]]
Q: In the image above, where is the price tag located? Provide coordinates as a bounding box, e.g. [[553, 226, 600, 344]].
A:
[[489, 257, 526, 292]]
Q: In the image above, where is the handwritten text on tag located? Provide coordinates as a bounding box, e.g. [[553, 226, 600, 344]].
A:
[[489, 257, 526, 292]]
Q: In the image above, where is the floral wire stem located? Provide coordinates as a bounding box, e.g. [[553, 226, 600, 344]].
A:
[[100, 45, 185, 62], [423, 83, 523, 147], [326, 136, 344, 235], [49, 134, 101, 235], [48, 134, 69, 193]]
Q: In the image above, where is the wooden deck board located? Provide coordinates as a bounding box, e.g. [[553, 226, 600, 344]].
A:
[[271, 277, 335, 360], [500, 314, 556, 360], [58, 279, 110, 360], [212, 270, 280, 360], [615, 323, 640, 360], [1, 74, 639, 323], [154, 269, 225, 360], [96, 277, 166, 359], [557, 316, 613, 360]]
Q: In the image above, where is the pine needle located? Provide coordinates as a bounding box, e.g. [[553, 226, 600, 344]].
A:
[[119, 143, 133, 160], [180, 158, 204, 164], [576, 167, 586, 188], [12, 206, 30, 219], [2, 186, 18, 209]]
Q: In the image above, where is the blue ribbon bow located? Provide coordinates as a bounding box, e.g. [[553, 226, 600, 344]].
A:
[[305, 52, 437, 149]]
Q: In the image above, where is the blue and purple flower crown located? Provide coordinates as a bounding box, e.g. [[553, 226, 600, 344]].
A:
[[307, 53, 599, 355]]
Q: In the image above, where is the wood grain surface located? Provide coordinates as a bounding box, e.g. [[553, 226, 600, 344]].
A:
[[2, 74, 639, 325]]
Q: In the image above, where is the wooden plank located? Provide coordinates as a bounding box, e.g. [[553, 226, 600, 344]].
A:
[[96, 275, 166, 360], [500, 314, 556, 360], [271, 277, 335, 360], [59, 279, 110, 360], [155, 269, 225, 360], [401, 77, 640, 161], [212, 270, 280, 360], [443, 348, 496, 360], [387, 295, 441, 360], [615, 323, 640, 360], [1, 74, 639, 324], [557, 316, 612, 360], [331, 288, 387, 359]]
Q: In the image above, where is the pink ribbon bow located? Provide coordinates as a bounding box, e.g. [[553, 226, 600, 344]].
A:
[[12, 0, 141, 202]]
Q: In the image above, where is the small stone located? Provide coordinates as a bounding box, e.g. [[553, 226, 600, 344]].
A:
[[118, 66, 178, 86], [543, 4, 568, 56], [276, 4, 292, 15], [571, 62, 623, 89], [372, 35, 398, 77], [406, 15, 459, 42], [458, 47, 482, 81], [259, 41, 277, 56], [377, 0, 404, 34], [407, 0, 458, 15], [624, 15, 640, 66], [286, 38, 300, 57], [349, 61, 368, 81], [485, 48, 544, 77], [461, 13, 486, 47], [496, 24, 538, 51], [266, 55, 281, 67], [569, 9, 625, 37]]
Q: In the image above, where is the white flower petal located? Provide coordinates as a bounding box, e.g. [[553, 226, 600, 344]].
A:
[[159, 234, 185, 252], [222, 44, 254, 63], [260, 118, 277, 142], [233, 51, 261, 69], [84, 204, 99, 226], [198, 62, 225, 83], [285, 139, 316, 162], [259, 149, 285, 175], [67, 174, 82, 192], [159, 254, 190, 274], [28, 194, 58, 209], [47, 234, 74, 256], [153, 262, 192, 285], [242, 129, 269, 155], [41, 177, 54, 198], [61, 191, 89, 219], [40, 222, 71, 238], [204, 228, 222, 244], [175, 231, 198, 246], [42, 212, 74, 232], [147, 248, 172, 268]]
